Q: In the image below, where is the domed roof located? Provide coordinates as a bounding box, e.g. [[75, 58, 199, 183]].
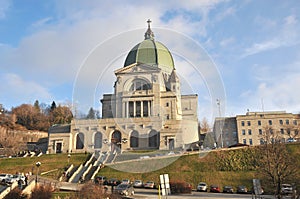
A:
[[124, 20, 175, 71]]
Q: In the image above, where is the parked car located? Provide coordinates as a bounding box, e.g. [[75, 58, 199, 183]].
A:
[[5, 174, 25, 184], [252, 186, 264, 195], [121, 179, 130, 184], [94, 176, 107, 185], [287, 138, 296, 143], [210, 185, 221, 193], [196, 182, 207, 192], [133, 180, 143, 188], [0, 174, 12, 184], [237, 185, 248, 194], [281, 184, 293, 195], [223, 185, 234, 193], [108, 178, 121, 186], [144, 181, 156, 189], [114, 183, 134, 196]]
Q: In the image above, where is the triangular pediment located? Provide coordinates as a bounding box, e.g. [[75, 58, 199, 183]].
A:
[[115, 63, 161, 75]]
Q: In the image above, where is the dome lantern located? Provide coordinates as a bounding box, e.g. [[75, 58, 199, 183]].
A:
[[144, 19, 154, 40]]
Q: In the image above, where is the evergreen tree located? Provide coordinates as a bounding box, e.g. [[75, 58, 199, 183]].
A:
[[86, 107, 96, 119], [33, 100, 40, 112], [50, 101, 57, 111]]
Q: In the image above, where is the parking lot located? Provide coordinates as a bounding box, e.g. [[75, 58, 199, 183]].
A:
[[130, 189, 293, 199]]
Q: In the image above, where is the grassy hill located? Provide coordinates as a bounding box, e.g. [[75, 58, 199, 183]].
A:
[[0, 143, 299, 193], [0, 153, 88, 179]]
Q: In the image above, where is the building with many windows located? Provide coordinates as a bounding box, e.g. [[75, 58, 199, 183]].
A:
[[47, 20, 199, 154], [213, 111, 300, 147]]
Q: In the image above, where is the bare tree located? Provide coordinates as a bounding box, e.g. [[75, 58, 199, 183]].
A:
[[199, 117, 211, 133], [257, 126, 299, 198]]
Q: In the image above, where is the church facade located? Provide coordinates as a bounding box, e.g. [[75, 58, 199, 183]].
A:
[[47, 21, 199, 154]]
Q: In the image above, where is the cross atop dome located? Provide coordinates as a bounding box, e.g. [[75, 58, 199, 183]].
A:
[[144, 19, 154, 40]]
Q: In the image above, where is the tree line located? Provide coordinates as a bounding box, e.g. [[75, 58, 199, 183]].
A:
[[0, 100, 73, 132], [0, 101, 101, 132]]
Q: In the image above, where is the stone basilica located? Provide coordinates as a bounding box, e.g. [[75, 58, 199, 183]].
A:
[[48, 20, 199, 154]]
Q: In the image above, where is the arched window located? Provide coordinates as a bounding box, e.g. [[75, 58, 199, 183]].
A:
[[129, 79, 151, 91], [130, 131, 139, 148], [149, 130, 159, 148], [76, 133, 84, 149], [94, 132, 102, 149], [111, 130, 122, 152]]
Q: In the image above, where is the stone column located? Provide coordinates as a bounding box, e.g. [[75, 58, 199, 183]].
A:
[[133, 101, 136, 117], [126, 101, 129, 118], [148, 100, 151, 116], [141, 101, 143, 118]]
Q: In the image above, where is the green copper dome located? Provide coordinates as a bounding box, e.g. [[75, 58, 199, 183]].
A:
[[124, 20, 175, 71]]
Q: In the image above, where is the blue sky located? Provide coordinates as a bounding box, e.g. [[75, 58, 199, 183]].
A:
[[0, 0, 300, 123]]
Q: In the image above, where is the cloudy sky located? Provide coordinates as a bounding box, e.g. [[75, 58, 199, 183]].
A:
[[0, 0, 300, 123]]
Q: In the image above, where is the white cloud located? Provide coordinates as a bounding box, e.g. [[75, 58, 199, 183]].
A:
[[242, 39, 282, 58], [0, 73, 52, 107], [285, 15, 297, 25], [242, 14, 300, 58], [0, 0, 10, 19], [220, 37, 235, 47], [31, 17, 53, 28]]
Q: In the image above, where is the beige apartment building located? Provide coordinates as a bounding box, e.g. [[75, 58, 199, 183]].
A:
[[213, 111, 300, 147]]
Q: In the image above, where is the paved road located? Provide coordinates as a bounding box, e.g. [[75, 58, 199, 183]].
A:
[[132, 189, 258, 199], [131, 189, 294, 199]]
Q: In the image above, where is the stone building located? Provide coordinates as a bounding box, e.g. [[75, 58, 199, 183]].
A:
[[48, 20, 199, 154], [213, 111, 300, 147]]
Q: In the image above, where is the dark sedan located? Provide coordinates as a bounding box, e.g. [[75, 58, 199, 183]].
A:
[[223, 185, 234, 193], [237, 185, 248, 194], [113, 183, 134, 196]]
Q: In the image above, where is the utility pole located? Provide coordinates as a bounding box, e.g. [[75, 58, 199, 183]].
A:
[[216, 99, 223, 148]]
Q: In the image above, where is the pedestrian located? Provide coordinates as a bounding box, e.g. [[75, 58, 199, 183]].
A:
[[25, 175, 28, 186], [18, 179, 22, 190]]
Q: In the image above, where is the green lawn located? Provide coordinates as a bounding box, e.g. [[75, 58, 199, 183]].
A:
[[0, 153, 88, 179], [0, 143, 298, 195]]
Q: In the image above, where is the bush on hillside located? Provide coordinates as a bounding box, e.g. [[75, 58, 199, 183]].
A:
[[3, 188, 27, 199], [30, 185, 53, 199], [170, 181, 192, 194]]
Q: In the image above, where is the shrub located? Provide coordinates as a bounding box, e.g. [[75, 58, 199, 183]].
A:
[[170, 181, 192, 194], [4, 188, 27, 199], [30, 185, 53, 199]]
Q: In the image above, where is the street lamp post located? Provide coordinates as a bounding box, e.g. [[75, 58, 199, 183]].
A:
[[216, 99, 224, 148], [35, 161, 41, 185], [68, 153, 71, 164]]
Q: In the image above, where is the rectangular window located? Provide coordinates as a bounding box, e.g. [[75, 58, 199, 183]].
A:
[[258, 120, 261, 126], [242, 129, 246, 135], [249, 139, 253, 145], [259, 129, 262, 135], [268, 120, 272, 125], [280, 129, 284, 134], [143, 101, 148, 117], [136, 101, 141, 117], [293, 120, 298, 125], [286, 119, 289, 125], [287, 129, 291, 135], [247, 121, 251, 126], [243, 139, 246, 145], [129, 102, 134, 117], [260, 138, 264, 145], [241, 121, 245, 126], [248, 129, 252, 135], [279, 120, 283, 125], [166, 114, 170, 120], [166, 102, 169, 107]]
